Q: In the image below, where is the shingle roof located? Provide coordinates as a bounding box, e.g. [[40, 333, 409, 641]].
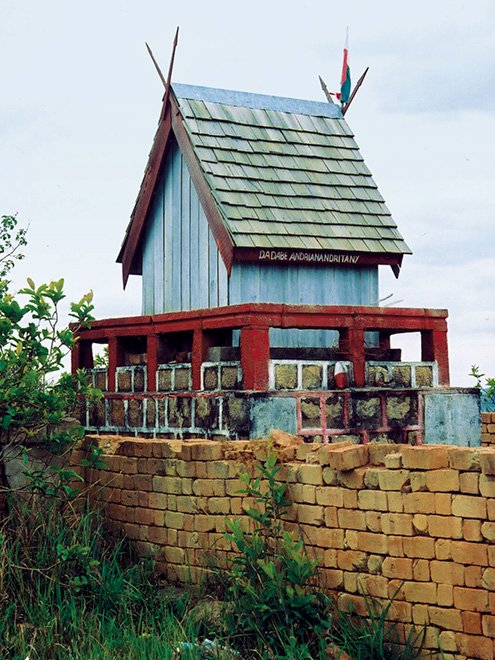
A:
[[172, 83, 411, 256]]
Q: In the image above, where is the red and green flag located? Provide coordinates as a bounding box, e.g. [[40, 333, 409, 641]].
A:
[[337, 29, 351, 105]]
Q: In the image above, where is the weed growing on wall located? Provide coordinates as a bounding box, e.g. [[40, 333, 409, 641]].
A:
[[221, 452, 331, 656]]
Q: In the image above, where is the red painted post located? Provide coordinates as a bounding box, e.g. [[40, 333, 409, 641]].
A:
[[348, 327, 366, 387], [240, 325, 270, 391], [72, 340, 94, 371], [421, 329, 450, 386], [146, 334, 158, 392], [107, 337, 125, 392], [191, 328, 216, 390]]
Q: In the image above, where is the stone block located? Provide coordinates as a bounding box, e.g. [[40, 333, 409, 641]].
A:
[[382, 557, 413, 580], [145, 399, 156, 428], [158, 368, 173, 392], [415, 365, 433, 387], [481, 522, 495, 543], [225, 395, 250, 437], [455, 632, 494, 660], [301, 364, 323, 389], [194, 397, 219, 431], [274, 363, 298, 390], [463, 518, 482, 542], [338, 509, 367, 530], [385, 394, 418, 428], [297, 504, 324, 525], [351, 393, 382, 429], [168, 397, 192, 429], [403, 536, 435, 559], [403, 492, 436, 514], [480, 474, 495, 497], [325, 393, 345, 429], [203, 367, 218, 391], [127, 399, 143, 428], [392, 364, 412, 388], [174, 367, 191, 391], [220, 366, 239, 390], [301, 397, 321, 428], [356, 532, 389, 554], [94, 370, 108, 391], [482, 568, 495, 591], [428, 515, 463, 539], [480, 450, 495, 475], [134, 367, 145, 392], [190, 442, 223, 461], [298, 464, 323, 485], [117, 370, 132, 392], [109, 399, 125, 427], [482, 615, 495, 639]]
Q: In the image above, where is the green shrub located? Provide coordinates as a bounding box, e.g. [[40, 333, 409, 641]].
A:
[[221, 452, 331, 657]]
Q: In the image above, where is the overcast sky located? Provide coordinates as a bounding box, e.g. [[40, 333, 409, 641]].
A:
[[1, 0, 494, 386]]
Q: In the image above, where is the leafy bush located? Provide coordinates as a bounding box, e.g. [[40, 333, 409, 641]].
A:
[[470, 365, 495, 412], [221, 452, 331, 656]]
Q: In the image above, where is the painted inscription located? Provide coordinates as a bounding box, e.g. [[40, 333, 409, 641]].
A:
[[258, 249, 360, 264]]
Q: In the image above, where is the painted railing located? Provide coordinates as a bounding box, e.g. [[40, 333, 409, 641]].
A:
[[71, 303, 449, 391]]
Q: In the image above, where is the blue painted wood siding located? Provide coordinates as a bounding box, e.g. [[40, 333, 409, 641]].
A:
[[229, 262, 378, 347], [142, 139, 228, 314], [141, 138, 379, 348]]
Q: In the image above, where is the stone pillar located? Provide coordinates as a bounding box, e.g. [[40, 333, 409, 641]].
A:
[[240, 325, 270, 391]]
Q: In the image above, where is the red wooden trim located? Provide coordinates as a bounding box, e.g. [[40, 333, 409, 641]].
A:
[[170, 97, 234, 275], [118, 108, 173, 287], [234, 247, 404, 268], [146, 334, 158, 392], [240, 325, 270, 391]]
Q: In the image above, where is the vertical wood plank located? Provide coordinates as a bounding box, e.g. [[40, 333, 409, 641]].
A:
[[181, 156, 191, 310]]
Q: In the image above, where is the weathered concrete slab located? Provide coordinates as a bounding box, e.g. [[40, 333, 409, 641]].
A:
[[250, 396, 298, 438], [423, 389, 481, 446]]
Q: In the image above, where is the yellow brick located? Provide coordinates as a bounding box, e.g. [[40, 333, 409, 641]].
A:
[[455, 632, 494, 660], [322, 466, 339, 485], [403, 536, 435, 559], [376, 469, 410, 492], [381, 513, 414, 536], [435, 492, 452, 515], [482, 615, 495, 638], [451, 494, 487, 519], [321, 569, 344, 590], [357, 490, 388, 511], [338, 509, 366, 530], [165, 511, 184, 529], [164, 545, 185, 564], [403, 492, 436, 514], [297, 464, 323, 485], [428, 515, 462, 538], [337, 550, 368, 571], [431, 560, 465, 585], [315, 486, 344, 507], [460, 471, 480, 494], [463, 518, 482, 542], [435, 538, 452, 560], [401, 446, 449, 470], [425, 468, 460, 492], [195, 515, 216, 532], [190, 442, 223, 461], [343, 489, 358, 508], [410, 472, 427, 491], [208, 497, 230, 515], [339, 466, 367, 489], [356, 532, 388, 554], [465, 565, 482, 588], [428, 606, 463, 631], [148, 492, 168, 510], [482, 567, 495, 591], [365, 511, 382, 533], [448, 447, 481, 471], [382, 557, 413, 579], [387, 491, 404, 513], [387, 536, 404, 557], [412, 514, 428, 534], [324, 444, 368, 471], [437, 584, 453, 607], [297, 504, 324, 525], [480, 474, 495, 498], [403, 581, 437, 604], [482, 522, 495, 542], [413, 559, 430, 582], [454, 586, 490, 612], [412, 604, 429, 625]]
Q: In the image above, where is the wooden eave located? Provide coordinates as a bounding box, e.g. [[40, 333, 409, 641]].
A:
[[117, 94, 234, 288]]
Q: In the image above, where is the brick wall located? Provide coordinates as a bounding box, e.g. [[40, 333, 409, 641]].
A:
[[75, 435, 495, 659], [483, 412, 495, 448]]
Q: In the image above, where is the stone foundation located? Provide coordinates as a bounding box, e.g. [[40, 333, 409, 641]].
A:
[[79, 387, 481, 447]]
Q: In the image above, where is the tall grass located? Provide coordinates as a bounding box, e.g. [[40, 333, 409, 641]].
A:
[[0, 496, 200, 660]]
